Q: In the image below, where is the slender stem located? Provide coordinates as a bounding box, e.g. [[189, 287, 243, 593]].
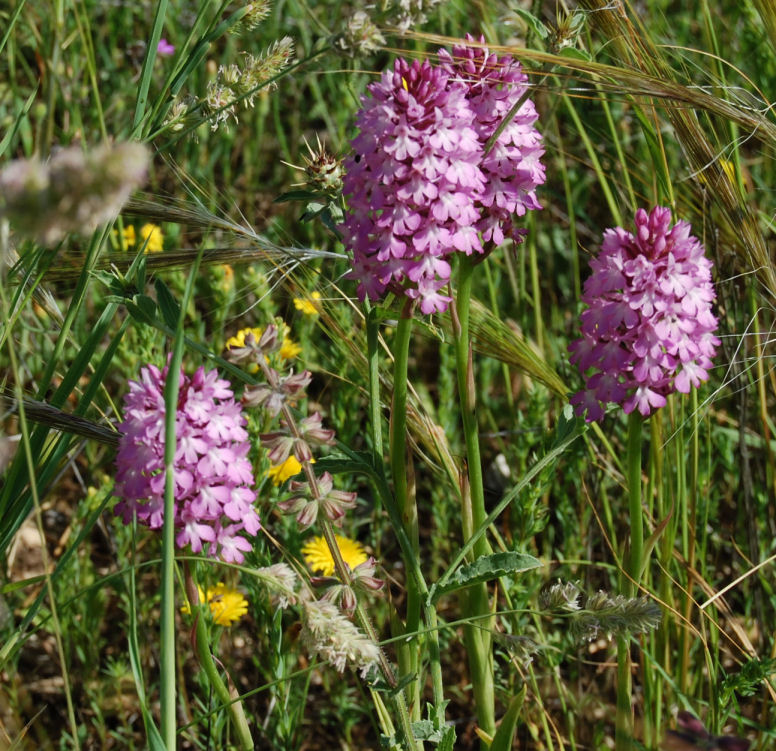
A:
[[160, 247, 205, 747], [626, 412, 644, 593], [367, 306, 445, 727], [365, 306, 385, 491], [452, 255, 495, 740], [616, 411, 643, 751]]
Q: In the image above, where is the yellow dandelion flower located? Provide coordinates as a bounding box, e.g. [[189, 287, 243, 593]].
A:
[[293, 291, 321, 316], [225, 325, 301, 364], [266, 455, 312, 486], [207, 583, 249, 626], [301, 535, 368, 576], [181, 583, 249, 627], [139, 223, 164, 252]]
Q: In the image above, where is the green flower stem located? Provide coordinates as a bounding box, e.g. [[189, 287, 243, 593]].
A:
[[364, 308, 445, 717], [453, 255, 495, 739], [389, 311, 423, 723], [616, 410, 644, 751], [193, 611, 253, 749], [365, 305, 385, 511], [626, 411, 644, 596], [160, 246, 204, 748]]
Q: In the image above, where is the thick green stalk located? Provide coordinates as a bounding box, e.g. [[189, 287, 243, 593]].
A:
[[389, 312, 423, 724], [453, 255, 495, 739], [193, 612, 253, 749], [365, 308, 445, 713], [626, 412, 644, 595], [616, 411, 643, 751]]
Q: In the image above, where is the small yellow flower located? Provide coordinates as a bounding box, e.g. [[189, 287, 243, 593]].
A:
[[301, 535, 368, 576], [293, 291, 321, 316], [225, 325, 302, 365], [266, 455, 312, 486], [181, 583, 249, 627], [118, 225, 136, 250], [217, 264, 235, 294], [139, 223, 164, 252]]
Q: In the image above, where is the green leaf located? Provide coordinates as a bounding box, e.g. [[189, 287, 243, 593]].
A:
[[411, 720, 444, 742], [437, 726, 456, 751], [154, 278, 181, 330], [430, 552, 541, 604], [511, 7, 549, 38], [125, 295, 157, 326], [274, 189, 327, 203], [488, 687, 526, 751], [310, 451, 377, 478], [0, 85, 38, 158], [559, 46, 592, 61]]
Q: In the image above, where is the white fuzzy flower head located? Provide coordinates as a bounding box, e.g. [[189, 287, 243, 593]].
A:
[[301, 599, 380, 677]]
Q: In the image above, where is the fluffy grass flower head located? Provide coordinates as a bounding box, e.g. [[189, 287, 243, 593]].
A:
[[569, 207, 719, 421], [114, 363, 260, 562]]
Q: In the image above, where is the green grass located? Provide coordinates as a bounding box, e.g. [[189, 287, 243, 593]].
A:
[[1, 0, 776, 748]]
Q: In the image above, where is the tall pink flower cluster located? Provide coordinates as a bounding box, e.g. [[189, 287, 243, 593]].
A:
[[341, 38, 544, 315], [569, 206, 720, 422], [439, 36, 544, 246], [115, 363, 260, 563]]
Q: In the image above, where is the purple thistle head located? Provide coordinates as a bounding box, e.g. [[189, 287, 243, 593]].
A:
[[569, 207, 720, 422], [341, 38, 544, 315], [115, 363, 260, 563]]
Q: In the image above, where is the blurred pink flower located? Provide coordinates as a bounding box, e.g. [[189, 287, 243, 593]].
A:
[[157, 38, 175, 56]]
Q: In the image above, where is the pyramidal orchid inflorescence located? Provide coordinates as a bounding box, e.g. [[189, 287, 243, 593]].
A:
[[340, 36, 545, 315], [569, 206, 720, 422], [114, 363, 260, 562]]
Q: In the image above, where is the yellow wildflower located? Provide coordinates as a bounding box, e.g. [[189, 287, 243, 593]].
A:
[[117, 224, 136, 250], [293, 291, 321, 316], [115, 223, 164, 252], [266, 455, 312, 486], [181, 583, 249, 627], [139, 223, 164, 252], [301, 535, 368, 577]]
